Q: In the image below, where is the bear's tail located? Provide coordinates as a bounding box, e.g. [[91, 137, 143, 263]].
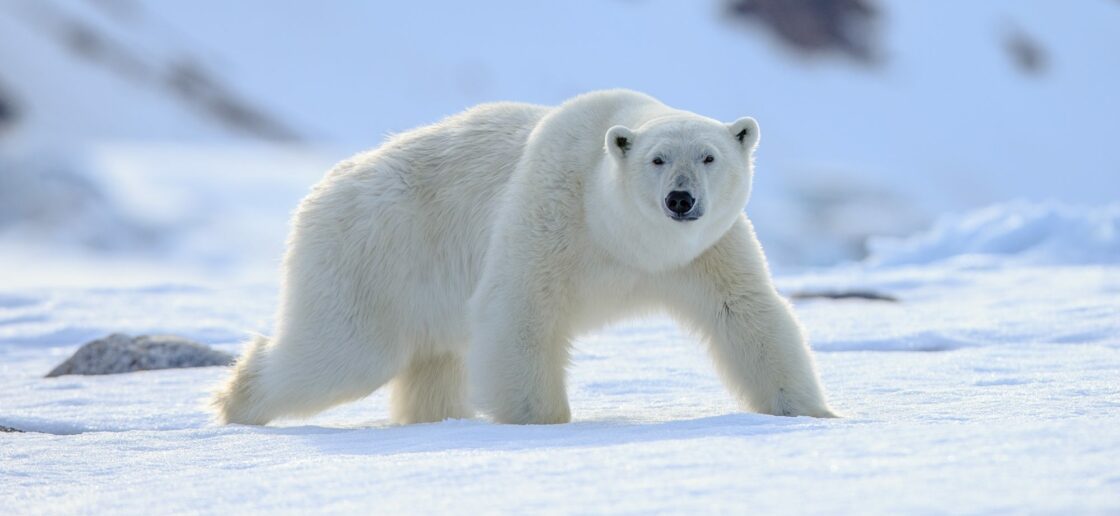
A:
[[212, 335, 274, 425]]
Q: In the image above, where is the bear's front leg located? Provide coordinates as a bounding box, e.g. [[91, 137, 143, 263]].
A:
[[664, 217, 837, 418], [469, 269, 573, 424]]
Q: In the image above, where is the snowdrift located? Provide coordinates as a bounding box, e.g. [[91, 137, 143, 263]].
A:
[[866, 201, 1120, 267]]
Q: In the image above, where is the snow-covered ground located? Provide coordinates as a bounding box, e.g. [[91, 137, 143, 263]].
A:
[[3, 1, 1119, 513], [2, 203, 1118, 513]]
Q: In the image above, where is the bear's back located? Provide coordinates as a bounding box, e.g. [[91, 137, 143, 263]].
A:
[[517, 90, 676, 176], [387, 101, 551, 186]]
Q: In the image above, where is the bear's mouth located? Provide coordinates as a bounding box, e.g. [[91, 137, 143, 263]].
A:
[[669, 213, 701, 222]]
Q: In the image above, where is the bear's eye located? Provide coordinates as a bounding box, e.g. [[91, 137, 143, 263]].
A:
[[652, 157, 664, 166], [703, 155, 715, 164]]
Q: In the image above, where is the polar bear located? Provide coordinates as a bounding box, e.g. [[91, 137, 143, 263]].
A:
[[213, 89, 836, 425]]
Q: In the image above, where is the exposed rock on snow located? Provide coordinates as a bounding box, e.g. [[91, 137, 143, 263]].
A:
[[0, 81, 16, 128], [45, 333, 233, 377], [724, 0, 880, 64], [789, 289, 898, 302], [0, 425, 23, 433]]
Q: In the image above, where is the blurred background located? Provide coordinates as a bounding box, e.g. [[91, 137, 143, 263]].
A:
[[2, 0, 1118, 286]]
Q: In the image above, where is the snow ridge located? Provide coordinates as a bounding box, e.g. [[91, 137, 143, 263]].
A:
[[866, 201, 1120, 267]]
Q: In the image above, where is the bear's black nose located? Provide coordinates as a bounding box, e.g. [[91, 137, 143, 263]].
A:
[[665, 191, 695, 215]]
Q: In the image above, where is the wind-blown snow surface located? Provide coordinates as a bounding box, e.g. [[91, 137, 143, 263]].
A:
[[2, 205, 1119, 513]]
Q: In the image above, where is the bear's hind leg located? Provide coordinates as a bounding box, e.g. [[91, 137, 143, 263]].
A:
[[389, 351, 471, 424], [212, 335, 273, 425], [213, 332, 404, 425]]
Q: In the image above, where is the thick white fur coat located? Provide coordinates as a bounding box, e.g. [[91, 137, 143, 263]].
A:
[[213, 90, 836, 425]]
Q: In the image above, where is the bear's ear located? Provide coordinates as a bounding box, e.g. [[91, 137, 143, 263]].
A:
[[727, 117, 760, 152], [605, 125, 635, 160]]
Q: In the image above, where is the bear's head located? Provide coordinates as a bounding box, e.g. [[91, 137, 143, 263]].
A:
[[600, 115, 759, 269]]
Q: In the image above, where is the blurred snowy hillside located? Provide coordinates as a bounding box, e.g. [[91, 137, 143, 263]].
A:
[[2, 0, 1119, 284]]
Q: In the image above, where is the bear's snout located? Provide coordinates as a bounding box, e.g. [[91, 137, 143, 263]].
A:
[[664, 191, 699, 220]]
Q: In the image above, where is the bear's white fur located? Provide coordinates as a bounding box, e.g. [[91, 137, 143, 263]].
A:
[[213, 90, 836, 425]]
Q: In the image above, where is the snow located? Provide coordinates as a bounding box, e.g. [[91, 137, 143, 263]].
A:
[[3, 247, 1119, 512], [0, 1, 248, 149], [0, 145, 333, 287], [3, 1, 1120, 512], [866, 201, 1120, 267]]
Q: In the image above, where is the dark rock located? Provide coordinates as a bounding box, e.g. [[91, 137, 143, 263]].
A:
[[790, 289, 899, 302], [725, 0, 881, 64], [46, 333, 234, 377], [0, 88, 14, 128], [1, 425, 24, 433], [1003, 24, 1048, 76]]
